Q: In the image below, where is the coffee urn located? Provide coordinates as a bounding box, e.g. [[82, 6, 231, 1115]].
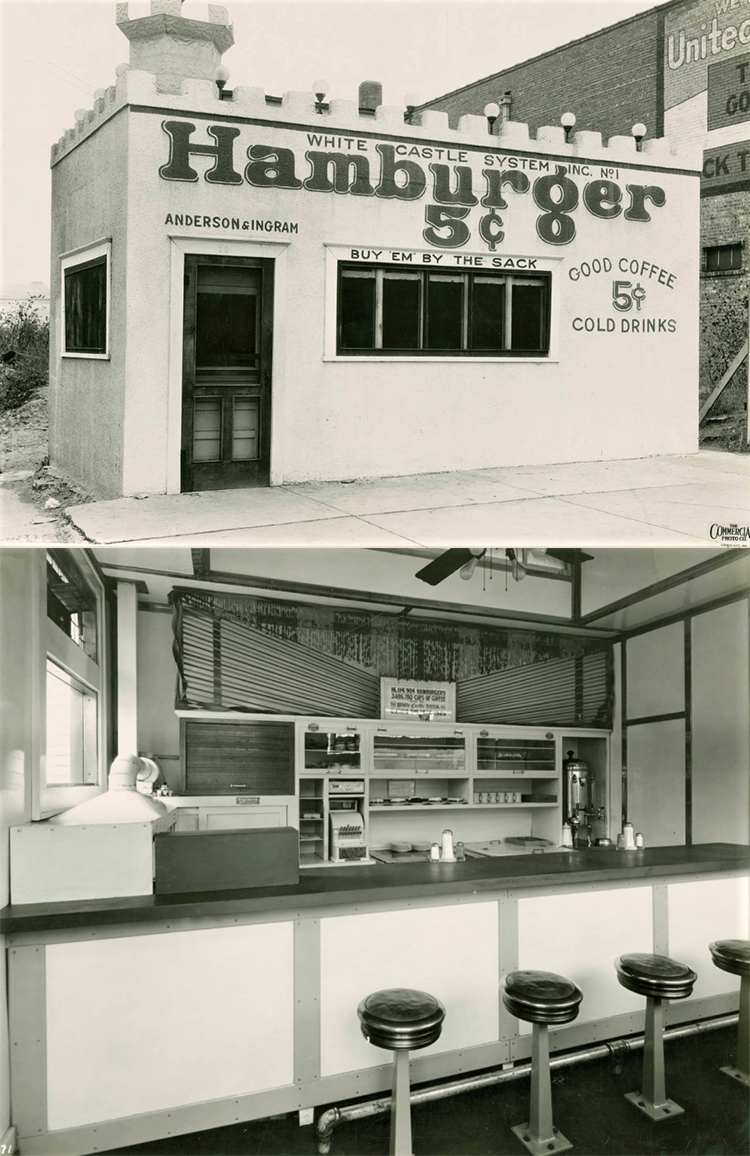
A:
[[563, 750, 604, 848]]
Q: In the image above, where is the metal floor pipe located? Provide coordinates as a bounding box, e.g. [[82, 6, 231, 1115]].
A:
[[315, 1013, 738, 1154]]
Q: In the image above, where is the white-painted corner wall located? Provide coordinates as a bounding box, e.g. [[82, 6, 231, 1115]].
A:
[[0, 553, 38, 1136]]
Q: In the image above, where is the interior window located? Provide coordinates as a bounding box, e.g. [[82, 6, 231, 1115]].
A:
[[45, 660, 98, 787], [47, 550, 98, 661]]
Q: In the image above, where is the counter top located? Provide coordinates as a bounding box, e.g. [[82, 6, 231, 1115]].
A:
[[2, 843, 748, 936]]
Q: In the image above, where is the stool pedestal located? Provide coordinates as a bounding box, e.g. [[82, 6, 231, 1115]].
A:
[[721, 973, 749, 1086], [503, 970, 583, 1156], [615, 953, 696, 1122], [709, 939, 750, 1087], [624, 996, 683, 1121], [390, 1048, 412, 1156], [357, 988, 445, 1156], [511, 1022, 572, 1156]]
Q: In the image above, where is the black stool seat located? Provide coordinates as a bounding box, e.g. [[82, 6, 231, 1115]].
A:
[[709, 939, 750, 978], [357, 988, 446, 1051], [615, 953, 696, 1000], [502, 970, 583, 1025]]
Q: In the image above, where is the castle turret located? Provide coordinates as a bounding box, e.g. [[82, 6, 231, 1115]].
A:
[[116, 0, 234, 94]]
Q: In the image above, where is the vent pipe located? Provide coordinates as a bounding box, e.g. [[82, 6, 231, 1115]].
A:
[[359, 81, 383, 111]]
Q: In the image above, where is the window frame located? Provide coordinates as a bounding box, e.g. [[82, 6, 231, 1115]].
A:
[[702, 243, 743, 275], [333, 258, 553, 359], [60, 238, 111, 359], [34, 550, 109, 820], [45, 658, 99, 788]]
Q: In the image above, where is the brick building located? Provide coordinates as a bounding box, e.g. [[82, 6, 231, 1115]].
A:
[[423, 0, 750, 441]]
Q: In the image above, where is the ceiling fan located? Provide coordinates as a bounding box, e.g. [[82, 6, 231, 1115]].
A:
[[414, 548, 594, 586]]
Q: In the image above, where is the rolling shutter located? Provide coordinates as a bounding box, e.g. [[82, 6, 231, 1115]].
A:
[[178, 601, 380, 717], [457, 650, 610, 728]]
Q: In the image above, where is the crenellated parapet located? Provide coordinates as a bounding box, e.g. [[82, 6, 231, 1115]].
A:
[[50, 1, 701, 172], [50, 69, 703, 170]]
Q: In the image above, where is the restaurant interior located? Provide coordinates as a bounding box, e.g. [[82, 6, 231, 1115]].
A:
[[0, 545, 747, 1156]]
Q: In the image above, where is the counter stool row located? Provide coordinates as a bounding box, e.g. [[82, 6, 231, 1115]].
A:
[[357, 938, 749, 1156]]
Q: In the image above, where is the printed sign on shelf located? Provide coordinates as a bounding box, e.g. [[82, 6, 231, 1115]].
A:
[[701, 138, 750, 192], [380, 678, 456, 721]]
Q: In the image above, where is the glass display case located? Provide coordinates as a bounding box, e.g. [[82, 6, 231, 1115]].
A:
[[303, 726, 362, 773], [475, 735, 556, 774], [372, 728, 467, 774]]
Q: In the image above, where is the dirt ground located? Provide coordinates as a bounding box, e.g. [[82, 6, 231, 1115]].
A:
[[698, 367, 750, 454], [0, 387, 49, 473], [0, 388, 92, 539]]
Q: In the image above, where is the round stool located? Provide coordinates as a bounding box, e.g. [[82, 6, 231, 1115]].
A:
[[502, 970, 583, 1156], [357, 988, 445, 1156], [615, 953, 696, 1121], [709, 939, 750, 1087]]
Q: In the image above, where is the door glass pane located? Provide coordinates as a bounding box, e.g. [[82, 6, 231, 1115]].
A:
[[193, 397, 222, 461], [233, 397, 260, 461], [195, 267, 258, 369], [383, 273, 421, 349], [340, 270, 375, 349], [470, 277, 505, 350], [511, 281, 545, 351], [426, 275, 463, 349]]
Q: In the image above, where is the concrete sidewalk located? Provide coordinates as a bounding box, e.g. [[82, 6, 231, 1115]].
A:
[[57, 451, 750, 547]]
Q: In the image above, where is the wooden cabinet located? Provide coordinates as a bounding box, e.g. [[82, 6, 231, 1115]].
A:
[[180, 719, 294, 795]]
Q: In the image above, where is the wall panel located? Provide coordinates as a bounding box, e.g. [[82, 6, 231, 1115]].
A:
[[319, 902, 498, 1076], [517, 887, 653, 1032], [668, 877, 750, 999], [691, 600, 749, 845], [626, 623, 684, 719], [46, 922, 294, 1129], [627, 719, 685, 845]]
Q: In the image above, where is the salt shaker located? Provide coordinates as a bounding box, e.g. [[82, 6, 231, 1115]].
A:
[[635, 832, 644, 848], [430, 843, 441, 862], [441, 829, 456, 862]]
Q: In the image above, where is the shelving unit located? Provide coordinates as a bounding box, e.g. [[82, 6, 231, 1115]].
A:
[[299, 778, 326, 865], [294, 719, 610, 866]]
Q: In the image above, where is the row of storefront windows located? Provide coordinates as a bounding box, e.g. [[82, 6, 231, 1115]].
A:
[[338, 266, 550, 356], [60, 249, 551, 361]]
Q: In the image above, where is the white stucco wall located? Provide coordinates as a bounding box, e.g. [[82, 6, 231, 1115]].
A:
[[51, 70, 702, 497], [49, 110, 130, 499]]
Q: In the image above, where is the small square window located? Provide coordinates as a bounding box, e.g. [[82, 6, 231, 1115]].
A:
[[47, 550, 98, 661], [704, 244, 742, 273], [61, 241, 110, 356]]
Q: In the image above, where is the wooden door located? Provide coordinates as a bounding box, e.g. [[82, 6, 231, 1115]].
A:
[[182, 256, 273, 490]]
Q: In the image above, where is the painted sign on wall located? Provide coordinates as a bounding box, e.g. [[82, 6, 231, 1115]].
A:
[[708, 51, 750, 128], [158, 120, 668, 251], [665, 0, 750, 112], [701, 137, 750, 191]]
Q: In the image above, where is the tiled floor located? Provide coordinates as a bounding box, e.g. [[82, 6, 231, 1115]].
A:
[[101, 1022, 747, 1155], [58, 452, 749, 546]]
